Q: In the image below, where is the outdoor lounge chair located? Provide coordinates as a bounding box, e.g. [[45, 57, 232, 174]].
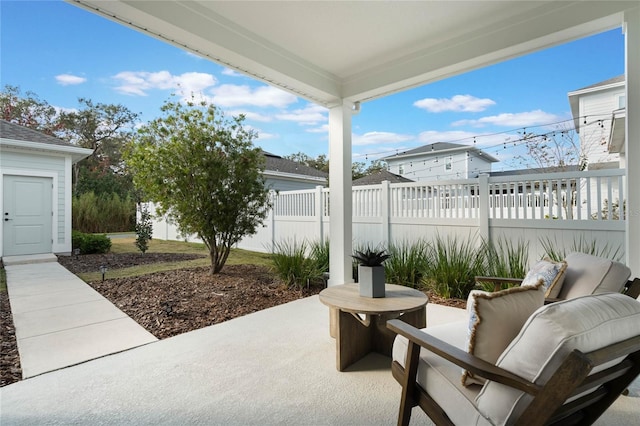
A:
[[475, 252, 633, 302], [388, 292, 640, 426]]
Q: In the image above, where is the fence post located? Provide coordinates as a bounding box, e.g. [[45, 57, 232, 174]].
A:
[[478, 174, 490, 242], [315, 185, 324, 243], [269, 190, 276, 251], [381, 180, 391, 249]]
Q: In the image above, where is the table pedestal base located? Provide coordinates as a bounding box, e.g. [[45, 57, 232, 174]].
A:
[[330, 307, 426, 371]]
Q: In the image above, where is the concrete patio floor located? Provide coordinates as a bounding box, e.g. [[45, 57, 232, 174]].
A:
[[1, 293, 638, 425]]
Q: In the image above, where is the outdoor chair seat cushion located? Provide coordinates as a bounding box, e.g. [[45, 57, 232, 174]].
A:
[[392, 293, 640, 425], [558, 252, 631, 299], [392, 321, 492, 426], [476, 292, 640, 424]]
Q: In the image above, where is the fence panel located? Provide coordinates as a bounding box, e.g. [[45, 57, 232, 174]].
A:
[[151, 169, 627, 264]]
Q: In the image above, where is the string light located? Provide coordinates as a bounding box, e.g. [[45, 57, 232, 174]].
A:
[[352, 114, 612, 163]]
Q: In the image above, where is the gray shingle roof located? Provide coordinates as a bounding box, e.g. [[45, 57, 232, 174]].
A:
[[388, 142, 467, 157], [353, 169, 413, 186], [573, 75, 624, 92], [0, 119, 73, 147], [263, 152, 328, 179]]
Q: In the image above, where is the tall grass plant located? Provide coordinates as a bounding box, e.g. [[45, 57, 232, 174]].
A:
[[385, 240, 429, 288], [425, 234, 484, 299]]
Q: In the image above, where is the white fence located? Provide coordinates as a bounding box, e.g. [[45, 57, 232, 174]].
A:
[[151, 169, 627, 264]]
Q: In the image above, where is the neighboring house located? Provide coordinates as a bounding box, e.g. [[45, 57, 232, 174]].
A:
[[0, 120, 92, 257], [263, 151, 328, 191], [383, 142, 498, 181], [352, 169, 413, 186], [568, 75, 625, 168]]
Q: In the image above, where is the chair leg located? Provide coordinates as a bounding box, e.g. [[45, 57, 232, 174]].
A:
[[398, 341, 421, 426]]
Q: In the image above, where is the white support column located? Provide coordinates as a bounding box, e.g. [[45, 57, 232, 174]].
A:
[[328, 100, 354, 286], [624, 7, 640, 278]]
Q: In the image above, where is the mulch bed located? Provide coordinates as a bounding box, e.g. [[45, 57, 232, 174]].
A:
[[0, 252, 466, 387]]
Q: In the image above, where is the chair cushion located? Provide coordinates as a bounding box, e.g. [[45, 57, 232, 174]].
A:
[[393, 322, 492, 426], [476, 293, 640, 425], [521, 258, 567, 298], [558, 252, 631, 299], [463, 282, 545, 386]]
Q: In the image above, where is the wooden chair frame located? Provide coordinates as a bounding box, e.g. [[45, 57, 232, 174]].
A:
[[387, 319, 640, 426]]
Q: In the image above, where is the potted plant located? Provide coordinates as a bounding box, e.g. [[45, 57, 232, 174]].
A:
[[352, 247, 390, 298]]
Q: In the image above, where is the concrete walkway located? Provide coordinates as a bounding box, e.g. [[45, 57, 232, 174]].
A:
[[3, 255, 157, 378]]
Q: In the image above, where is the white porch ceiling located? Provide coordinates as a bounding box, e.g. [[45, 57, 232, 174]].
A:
[[70, 1, 636, 107]]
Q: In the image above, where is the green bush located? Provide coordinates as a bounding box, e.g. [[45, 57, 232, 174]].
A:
[[73, 191, 135, 233], [540, 234, 623, 262], [479, 237, 529, 291], [424, 234, 484, 299], [309, 239, 329, 274], [72, 231, 112, 254], [385, 240, 429, 288], [270, 239, 322, 289], [135, 204, 153, 254]]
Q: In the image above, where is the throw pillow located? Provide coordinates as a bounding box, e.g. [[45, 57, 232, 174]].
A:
[[521, 258, 568, 298], [463, 281, 545, 386]]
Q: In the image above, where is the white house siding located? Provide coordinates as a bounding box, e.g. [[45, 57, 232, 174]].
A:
[[577, 86, 624, 166], [0, 150, 67, 251], [387, 151, 492, 181], [264, 176, 323, 192]]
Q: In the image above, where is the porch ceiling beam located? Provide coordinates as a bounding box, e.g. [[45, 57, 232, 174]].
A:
[[343, 4, 628, 102]]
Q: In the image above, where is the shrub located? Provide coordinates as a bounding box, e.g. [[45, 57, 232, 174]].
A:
[[424, 234, 484, 299], [135, 204, 153, 254], [72, 231, 112, 254], [309, 239, 330, 273], [270, 239, 322, 289], [540, 234, 623, 262], [385, 240, 429, 288], [479, 237, 529, 291], [73, 191, 135, 233]]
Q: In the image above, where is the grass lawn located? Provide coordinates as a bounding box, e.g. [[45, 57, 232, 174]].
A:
[[77, 237, 273, 282]]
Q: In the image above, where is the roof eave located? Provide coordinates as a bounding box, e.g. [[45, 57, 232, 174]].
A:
[[1, 138, 94, 163], [263, 170, 328, 184]]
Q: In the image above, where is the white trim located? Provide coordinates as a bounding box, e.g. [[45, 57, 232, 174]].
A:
[[1, 138, 92, 163], [567, 80, 625, 98], [0, 169, 60, 256], [262, 170, 327, 183]]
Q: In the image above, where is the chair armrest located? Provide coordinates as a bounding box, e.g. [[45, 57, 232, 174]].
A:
[[387, 319, 541, 395], [475, 276, 523, 292]]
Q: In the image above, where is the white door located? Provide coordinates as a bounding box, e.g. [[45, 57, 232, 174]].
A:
[[3, 175, 53, 256]]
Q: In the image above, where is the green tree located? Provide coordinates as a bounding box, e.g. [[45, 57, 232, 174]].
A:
[[56, 98, 139, 196], [125, 99, 272, 274], [1, 85, 59, 134]]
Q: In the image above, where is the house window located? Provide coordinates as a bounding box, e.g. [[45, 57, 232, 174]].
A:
[[618, 94, 626, 109], [445, 158, 452, 170], [399, 164, 404, 174]]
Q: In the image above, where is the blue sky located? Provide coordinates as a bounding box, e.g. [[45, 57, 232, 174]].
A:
[[1, 0, 625, 170]]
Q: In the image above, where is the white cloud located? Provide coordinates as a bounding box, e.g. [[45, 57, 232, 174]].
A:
[[222, 68, 243, 77], [452, 110, 560, 127], [55, 74, 87, 86], [353, 131, 413, 146], [112, 71, 216, 96], [307, 124, 329, 134], [210, 84, 297, 108], [414, 94, 495, 113], [227, 110, 273, 122], [275, 104, 327, 125]]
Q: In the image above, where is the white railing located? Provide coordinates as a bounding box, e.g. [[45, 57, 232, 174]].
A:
[[152, 169, 627, 261], [270, 170, 625, 222]]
